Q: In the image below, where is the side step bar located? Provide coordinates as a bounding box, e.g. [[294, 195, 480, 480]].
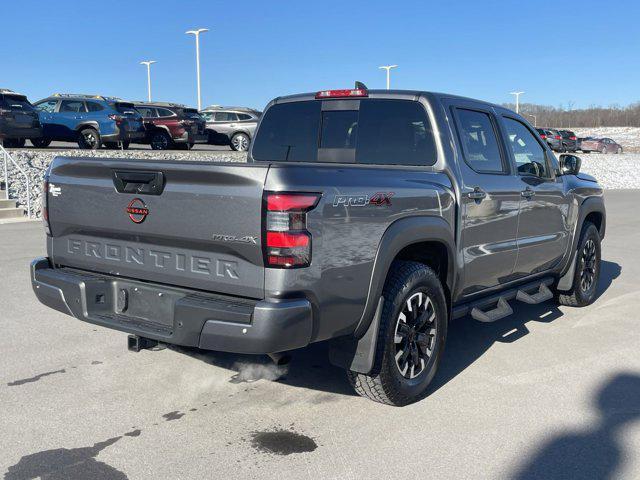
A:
[[516, 283, 553, 304], [453, 277, 555, 323], [471, 298, 513, 323]]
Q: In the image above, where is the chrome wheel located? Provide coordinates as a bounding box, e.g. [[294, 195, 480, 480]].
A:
[[394, 291, 437, 379], [580, 239, 597, 292], [232, 133, 249, 151]]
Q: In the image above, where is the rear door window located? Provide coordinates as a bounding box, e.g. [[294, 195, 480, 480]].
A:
[[86, 101, 104, 112], [237, 113, 253, 121], [214, 112, 238, 122], [156, 108, 175, 117], [454, 109, 505, 173], [252, 99, 437, 166], [60, 100, 87, 113]]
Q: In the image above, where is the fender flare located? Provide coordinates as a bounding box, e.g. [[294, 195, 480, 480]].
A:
[[75, 121, 100, 132], [148, 124, 171, 135], [330, 216, 455, 374], [557, 195, 606, 290]]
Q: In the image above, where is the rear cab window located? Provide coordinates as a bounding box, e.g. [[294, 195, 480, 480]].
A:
[[453, 108, 505, 174], [252, 98, 437, 166]]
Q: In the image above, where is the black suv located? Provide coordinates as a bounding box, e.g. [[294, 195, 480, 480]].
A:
[[0, 89, 42, 147], [558, 130, 578, 152]]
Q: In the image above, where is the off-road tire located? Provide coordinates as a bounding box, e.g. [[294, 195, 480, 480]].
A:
[[556, 222, 601, 307], [347, 261, 447, 406], [78, 128, 101, 150], [31, 137, 52, 148]]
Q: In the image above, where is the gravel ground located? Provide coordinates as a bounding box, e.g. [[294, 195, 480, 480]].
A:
[[1, 149, 638, 217]]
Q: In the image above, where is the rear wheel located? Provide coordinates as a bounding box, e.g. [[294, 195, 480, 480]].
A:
[[556, 222, 601, 307], [347, 261, 447, 406], [78, 128, 101, 149], [616, 147, 623, 154], [31, 137, 52, 148], [3, 138, 25, 148], [150, 131, 171, 150], [230, 132, 250, 152]]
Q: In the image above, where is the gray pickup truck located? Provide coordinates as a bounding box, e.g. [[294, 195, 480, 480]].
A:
[[31, 88, 605, 406]]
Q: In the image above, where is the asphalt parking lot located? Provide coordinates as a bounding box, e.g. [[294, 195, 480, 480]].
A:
[[1, 190, 639, 479]]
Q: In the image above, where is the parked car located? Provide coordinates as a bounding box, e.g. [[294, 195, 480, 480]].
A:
[[536, 128, 563, 152], [133, 102, 208, 150], [558, 130, 578, 152], [0, 89, 42, 148], [32, 94, 146, 149], [33, 88, 606, 406], [200, 106, 261, 151], [580, 137, 623, 154]]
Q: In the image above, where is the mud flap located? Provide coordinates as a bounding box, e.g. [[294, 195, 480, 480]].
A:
[[328, 297, 384, 374]]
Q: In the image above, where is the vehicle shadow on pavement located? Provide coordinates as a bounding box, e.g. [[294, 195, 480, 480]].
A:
[[176, 261, 620, 400], [429, 260, 622, 395], [509, 372, 640, 479]]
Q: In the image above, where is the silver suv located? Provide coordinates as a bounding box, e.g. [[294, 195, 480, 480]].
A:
[[199, 106, 261, 151]]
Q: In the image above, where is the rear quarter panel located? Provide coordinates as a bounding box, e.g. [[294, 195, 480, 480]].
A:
[[264, 164, 455, 343]]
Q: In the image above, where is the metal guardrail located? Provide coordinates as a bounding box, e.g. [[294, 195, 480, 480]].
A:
[[0, 143, 32, 218]]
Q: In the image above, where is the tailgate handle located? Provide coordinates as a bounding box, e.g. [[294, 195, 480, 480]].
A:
[[112, 171, 165, 195]]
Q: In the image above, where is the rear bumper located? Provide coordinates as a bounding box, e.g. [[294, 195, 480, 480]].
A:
[[31, 257, 313, 354]]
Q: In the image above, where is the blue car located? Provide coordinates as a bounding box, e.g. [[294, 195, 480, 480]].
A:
[[32, 94, 145, 149]]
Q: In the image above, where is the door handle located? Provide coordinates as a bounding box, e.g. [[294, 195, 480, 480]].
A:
[[521, 188, 535, 198], [467, 187, 487, 200]]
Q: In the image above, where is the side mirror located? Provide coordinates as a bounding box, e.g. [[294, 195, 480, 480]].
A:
[[559, 153, 581, 175]]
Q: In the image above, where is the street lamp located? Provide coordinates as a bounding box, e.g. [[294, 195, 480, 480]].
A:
[[185, 28, 209, 110], [509, 91, 525, 114], [379, 65, 398, 90], [527, 114, 537, 127], [140, 60, 156, 102]]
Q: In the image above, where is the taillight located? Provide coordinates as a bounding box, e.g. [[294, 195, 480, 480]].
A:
[[570, 136, 577, 140], [540, 134, 547, 139], [264, 192, 320, 268], [43, 167, 51, 235], [108, 114, 123, 124], [555, 135, 561, 140], [315, 89, 368, 99]]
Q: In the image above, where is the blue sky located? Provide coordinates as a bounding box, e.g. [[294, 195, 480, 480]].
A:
[[3, 0, 638, 111]]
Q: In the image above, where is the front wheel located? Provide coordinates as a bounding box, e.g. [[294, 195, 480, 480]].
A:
[[556, 222, 601, 307], [347, 261, 447, 406], [616, 147, 623, 154]]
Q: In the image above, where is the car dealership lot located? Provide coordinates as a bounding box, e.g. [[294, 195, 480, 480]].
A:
[[1, 190, 639, 479]]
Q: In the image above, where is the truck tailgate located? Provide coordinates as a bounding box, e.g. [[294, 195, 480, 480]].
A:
[[47, 157, 268, 299]]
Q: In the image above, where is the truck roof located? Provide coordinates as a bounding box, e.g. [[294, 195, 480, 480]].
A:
[[270, 89, 506, 111]]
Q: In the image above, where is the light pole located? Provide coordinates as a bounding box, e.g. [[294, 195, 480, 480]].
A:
[[186, 28, 209, 110], [379, 65, 398, 90], [140, 61, 156, 102], [527, 114, 537, 127], [509, 91, 525, 114]]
